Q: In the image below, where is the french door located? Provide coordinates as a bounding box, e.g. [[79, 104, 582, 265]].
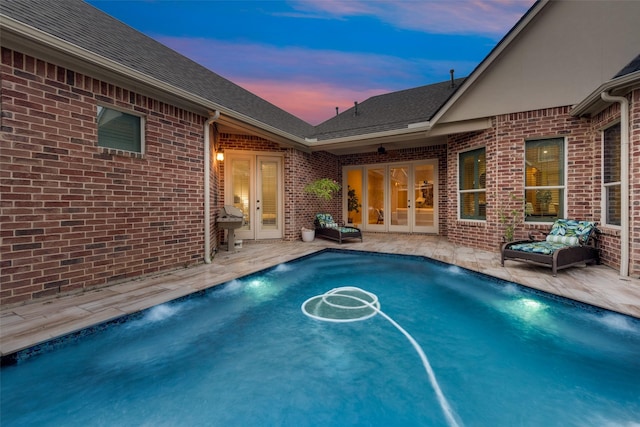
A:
[[344, 160, 438, 234], [226, 152, 283, 240]]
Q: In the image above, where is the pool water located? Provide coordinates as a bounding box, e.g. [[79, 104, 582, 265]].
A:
[[2, 250, 639, 426]]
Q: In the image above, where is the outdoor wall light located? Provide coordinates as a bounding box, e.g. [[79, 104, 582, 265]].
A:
[[216, 148, 224, 161]]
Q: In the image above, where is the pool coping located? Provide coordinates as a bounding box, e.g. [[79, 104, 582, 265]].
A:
[[3, 247, 638, 366]]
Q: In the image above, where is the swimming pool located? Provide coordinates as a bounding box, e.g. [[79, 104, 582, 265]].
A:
[[2, 250, 639, 426]]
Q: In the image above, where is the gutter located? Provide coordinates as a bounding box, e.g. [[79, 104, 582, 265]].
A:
[[0, 15, 310, 151], [571, 71, 640, 117], [600, 92, 629, 277], [204, 111, 220, 264]]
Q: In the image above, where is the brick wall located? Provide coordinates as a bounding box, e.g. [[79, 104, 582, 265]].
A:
[[589, 88, 640, 276], [630, 88, 640, 276], [447, 106, 596, 253], [1, 48, 213, 306]]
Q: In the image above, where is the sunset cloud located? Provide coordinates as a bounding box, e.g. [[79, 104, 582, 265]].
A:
[[96, 0, 534, 124], [159, 36, 477, 123], [287, 0, 534, 37]]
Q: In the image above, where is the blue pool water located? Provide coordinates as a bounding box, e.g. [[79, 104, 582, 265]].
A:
[[2, 250, 639, 426]]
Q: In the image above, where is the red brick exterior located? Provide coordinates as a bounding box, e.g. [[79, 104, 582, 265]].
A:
[[446, 97, 639, 276], [2, 45, 637, 306], [1, 48, 216, 305]]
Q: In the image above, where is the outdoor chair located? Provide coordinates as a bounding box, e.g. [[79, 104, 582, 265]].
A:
[[501, 219, 600, 276], [315, 213, 363, 244]]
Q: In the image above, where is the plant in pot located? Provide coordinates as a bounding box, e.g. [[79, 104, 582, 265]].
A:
[[302, 178, 341, 241], [347, 185, 361, 224]]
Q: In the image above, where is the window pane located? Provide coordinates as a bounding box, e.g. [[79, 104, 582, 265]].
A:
[[346, 170, 363, 225], [232, 159, 251, 229], [525, 189, 563, 221], [606, 185, 622, 226], [260, 161, 277, 229], [458, 148, 486, 220], [460, 191, 486, 219], [367, 168, 384, 225], [390, 166, 408, 226], [604, 125, 621, 183], [525, 138, 564, 222], [525, 139, 563, 187], [459, 148, 485, 190], [97, 106, 141, 152]]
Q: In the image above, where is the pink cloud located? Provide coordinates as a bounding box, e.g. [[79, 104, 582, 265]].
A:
[[289, 0, 536, 37], [235, 78, 388, 125]]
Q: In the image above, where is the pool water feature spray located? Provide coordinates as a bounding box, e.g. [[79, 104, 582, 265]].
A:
[[302, 286, 462, 427]]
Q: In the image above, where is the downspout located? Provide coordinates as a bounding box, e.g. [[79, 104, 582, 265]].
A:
[[204, 111, 220, 264], [601, 92, 629, 276]]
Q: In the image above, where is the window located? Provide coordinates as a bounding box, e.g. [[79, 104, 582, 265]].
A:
[[524, 138, 564, 222], [97, 106, 143, 153], [459, 148, 486, 220], [603, 124, 621, 226]]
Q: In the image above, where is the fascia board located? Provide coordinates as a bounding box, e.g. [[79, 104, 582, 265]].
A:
[[571, 71, 640, 117], [308, 122, 431, 150], [1, 15, 308, 148], [427, 118, 493, 137], [428, 0, 548, 127]]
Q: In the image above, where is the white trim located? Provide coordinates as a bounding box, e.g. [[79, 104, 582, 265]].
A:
[[96, 104, 145, 154]]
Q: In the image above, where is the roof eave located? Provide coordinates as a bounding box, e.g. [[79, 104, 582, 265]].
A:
[[0, 14, 310, 150], [428, 0, 549, 127], [571, 71, 640, 117], [307, 122, 431, 151]]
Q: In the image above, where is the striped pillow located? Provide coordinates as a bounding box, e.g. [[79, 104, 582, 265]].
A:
[[546, 234, 579, 246]]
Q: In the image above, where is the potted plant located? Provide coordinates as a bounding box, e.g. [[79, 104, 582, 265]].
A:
[[347, 185, 361, 224], [302, 178, 341, 241]]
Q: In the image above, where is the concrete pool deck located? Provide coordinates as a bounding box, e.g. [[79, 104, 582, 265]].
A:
[[2, 233, 640, 357]]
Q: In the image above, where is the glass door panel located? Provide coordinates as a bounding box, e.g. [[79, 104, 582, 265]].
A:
[[367, 167, 385, 228], [389, 165, 410, 232], [257, 156, 282, 239], [346, 169, 363, 227], [227, 154, 282, 241], [231, 157, 251, 232], [414, 163, 434, 228]]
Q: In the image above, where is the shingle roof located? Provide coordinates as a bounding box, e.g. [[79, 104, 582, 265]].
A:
[[1, 0, 463, 142], [1, 0, 315, 138], [311, 79, 464, 140], [613, 54, 640, 78]]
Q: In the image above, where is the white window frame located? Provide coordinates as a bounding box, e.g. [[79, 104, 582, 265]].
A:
[[97, 105, 145, 154], [457, 147, 486, 221], [523, 137, 567, 223], [602, 122, 622, 228]]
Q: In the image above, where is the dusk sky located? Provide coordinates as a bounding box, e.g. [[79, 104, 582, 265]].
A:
[[88, 0, 536, 125]]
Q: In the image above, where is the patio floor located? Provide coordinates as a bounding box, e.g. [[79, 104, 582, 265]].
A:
[[2, 233, 639, 357]]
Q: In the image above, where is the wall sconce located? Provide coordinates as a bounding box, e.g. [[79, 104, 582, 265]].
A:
[[216, 147, 224, 161], [377, 144, 386, 155]]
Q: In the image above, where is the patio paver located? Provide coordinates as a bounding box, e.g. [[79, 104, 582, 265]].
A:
[[1, 234, 639, 357]]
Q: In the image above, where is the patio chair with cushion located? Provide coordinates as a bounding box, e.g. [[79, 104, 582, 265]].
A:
[[315, 213, 363, 244], [501, 219, 600, 276]]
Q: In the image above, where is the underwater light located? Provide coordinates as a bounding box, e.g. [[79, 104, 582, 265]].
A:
[[248, 279, 264, 288], [522, 299, 542, 310]]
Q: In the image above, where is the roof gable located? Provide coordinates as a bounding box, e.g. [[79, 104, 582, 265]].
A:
[[435, 0, 640, 124]]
